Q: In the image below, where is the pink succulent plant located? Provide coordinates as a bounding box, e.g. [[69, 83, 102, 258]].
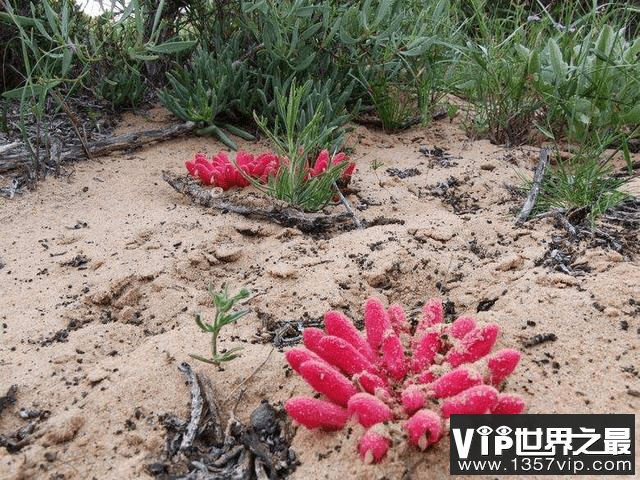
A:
[[307, 150, 356, 180], [185, 151, 280, 189], [284, 297, 525, 464], [185, 149, 355, 190]]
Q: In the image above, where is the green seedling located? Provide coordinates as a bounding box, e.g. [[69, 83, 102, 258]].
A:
[[190, 286, 251, 366]]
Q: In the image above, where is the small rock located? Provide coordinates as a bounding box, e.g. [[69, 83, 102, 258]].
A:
[[604, 251, 624, 263], [365, 269, 388, 288], [250, 401, 278, 435], [45, 414, 85, 445], [147, 463, 168, 475], [268, 264, 297, 279], [535, 272, 579, 288], [412, 226, 454, 243], [44, 451, 57, 462], [214, 245, 243, 262], [496, 254, 524, 271], [480, 163, 496, 171], [117, 306, 138, 324], [187, 251, 210, 270], [90, 290, 112, 306], [604, 307, 620, 318], [113, 285, 141, 309], [86, 367, 109, 385]]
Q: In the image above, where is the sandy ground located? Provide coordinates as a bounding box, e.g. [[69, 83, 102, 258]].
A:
[[1, 109, 638, 479]]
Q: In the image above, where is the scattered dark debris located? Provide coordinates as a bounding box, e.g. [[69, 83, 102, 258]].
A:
[[522, 333, 557, 348], [443, 299, 456, 323], [627, 389, 640, 398], [364, 216, 405, 228], [255, 310, 323, 348], [40, 329, 69, 347], [620, 320, 629, 331], [602, 197, 640, 228], [0, 385, 18, 416], [423, 176, 480, 215], [0, 420, 37, 453], [65, 220, 88, 230], [19, 408, 47, 420], [0, 393, 47, 453], [60, 254, 90, 268], [535, 199, 639, 276], [155, 363, 298, 479], [476, 297, 499, 312], [536, 235, 590, 276], [354, 195, 382, 211], [386, 167, 421, 179], [0, 256, 5, 270], [368, 240, 385, 251], [418, 145, 459, 168]]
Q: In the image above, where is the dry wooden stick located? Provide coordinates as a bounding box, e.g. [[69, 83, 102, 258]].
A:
[[51, 91, 93, 161], [163, 170, 353, 233], [333, 182, 363, 229], [516, 148, 550, 225], [0, 122, 196, 174], [177, 362, 203, 452], [0, 141, 20, 155]]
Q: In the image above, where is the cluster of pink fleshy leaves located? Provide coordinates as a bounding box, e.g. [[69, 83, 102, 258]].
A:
[[185, 149, 355, 190], [284, 297, 525, 464]]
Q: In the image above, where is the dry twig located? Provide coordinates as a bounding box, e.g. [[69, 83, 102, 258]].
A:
[[516, 148, 550, 224]]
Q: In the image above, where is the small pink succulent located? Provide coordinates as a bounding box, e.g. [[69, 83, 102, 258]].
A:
[[284, 298, 525, 464], [307, 149, 356, 180], [186, 149, 354, 190], [185, 151, 281, 189]]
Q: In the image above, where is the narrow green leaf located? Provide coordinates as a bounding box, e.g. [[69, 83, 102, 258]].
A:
[[146, 40, 196, 54]]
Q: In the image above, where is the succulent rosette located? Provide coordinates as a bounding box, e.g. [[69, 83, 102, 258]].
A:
[[186, 149, 354, 190], [284, 297, 525, 463]]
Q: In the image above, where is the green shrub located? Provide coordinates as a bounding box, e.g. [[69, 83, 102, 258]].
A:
[[253, 80, 350, 212], [535, 146, 629, 223]]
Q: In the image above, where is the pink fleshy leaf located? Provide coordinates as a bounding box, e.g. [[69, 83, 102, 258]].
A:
[[405, 409, 442, 450], [285, 347, 324, 374], [388, 304, 410, 334], [448, 316, 477, 339], [411, 330, 441, 373], [298, 360, 357, 407], [318, 335, 376, 376], [381, 332, 407, 381], [303, 327, 325, 355], [486, 349, 521, 385], [417, 369, 435, 384], [347, 392, 393, 428], [416, 298, 443, 332], [491, 394, 526, 414], [354, 371, 388, 395], [430, 366, 483, 398], [285, 395, 348, 430], [446, 323, 499, 367], [324, 310, 374, 361], [441, 385, 499, 417], [364, 298, 391, 352], [358, 429, 390, 464], [401, 384, 426, 415]]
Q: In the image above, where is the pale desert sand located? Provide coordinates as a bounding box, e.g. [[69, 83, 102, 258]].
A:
[[0, 108, 638, 479]]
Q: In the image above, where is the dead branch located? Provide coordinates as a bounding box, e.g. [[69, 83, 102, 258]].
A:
[[516, 148, 550, 224], [333, 182, 363, 229], [162, 170, 353, 233], [0, 141, 20, 155], [0, 122, 196, 174], [177, 362, 203, 452]]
